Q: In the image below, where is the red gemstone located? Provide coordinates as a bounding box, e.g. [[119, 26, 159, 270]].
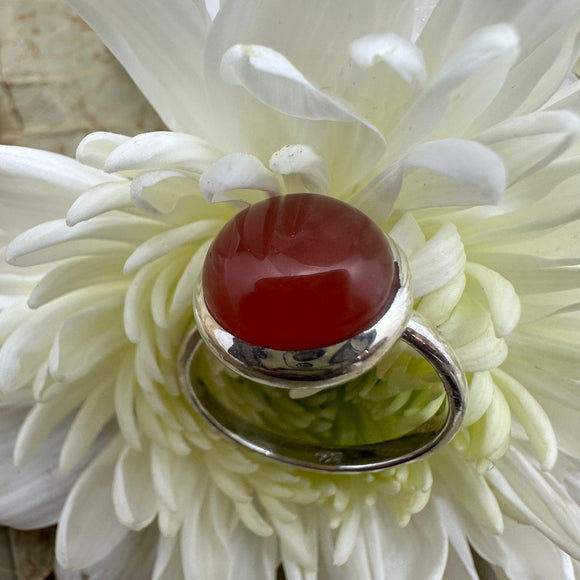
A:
[[202, 193, 397, 351]]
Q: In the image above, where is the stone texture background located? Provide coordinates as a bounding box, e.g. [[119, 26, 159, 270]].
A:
[[0, 0, 163, 157]]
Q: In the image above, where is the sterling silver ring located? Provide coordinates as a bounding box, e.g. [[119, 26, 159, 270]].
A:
[[178, 193, 468, 472]]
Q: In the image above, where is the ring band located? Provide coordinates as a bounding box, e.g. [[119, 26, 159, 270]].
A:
[[179, 314, 467, 473], [179, 194, 468, 472]]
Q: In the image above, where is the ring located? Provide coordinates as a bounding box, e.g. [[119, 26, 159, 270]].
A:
[[179, 194, 468, 472]]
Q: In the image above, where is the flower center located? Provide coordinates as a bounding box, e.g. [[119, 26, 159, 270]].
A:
[[202, 193, 397, 350]]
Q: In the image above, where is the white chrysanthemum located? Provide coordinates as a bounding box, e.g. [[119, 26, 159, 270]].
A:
[[1, 1, 580, 578]]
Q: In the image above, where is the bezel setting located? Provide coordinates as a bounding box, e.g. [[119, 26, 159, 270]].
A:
[[193, 236, 413, 390]]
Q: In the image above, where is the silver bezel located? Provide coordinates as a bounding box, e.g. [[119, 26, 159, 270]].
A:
[[193, 237, 413, 390]]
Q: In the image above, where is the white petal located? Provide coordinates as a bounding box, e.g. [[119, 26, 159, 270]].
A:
[[350, 33, 426, 88], [200, 153, 281, 204], [66, 181, 131, 226], [65, 0, 214, 137], [56, 525, 158, 580], [76, 132, 131, 170], [492, 369, 557, 470], [48, 295, 125, 382], [6, 216, 165, 268], [130, 172, 197, 218], [114, 351, 142, 451], [462, 371, 494, 427], [0, 406, 85, 529], [389, 24, 519, 158], [320, 502, 448, 580], [0, 285, 124, 391], [123, 219, 221, 274], [468, 516, 575, 580], [153, 535, 185, 580], [476, 1, 580, 126], [417, 273, 466, 327], [56, 439, 127, 570], [399, 139, 507, 210], [226, 522, 279, 580], [467, 383, 511, 464], [269, 146, 330, 194], [14, 381, 91, 467], [488, 445, 580, 558], [113, 446, 157, 530], [477, 110, 580, 184], [354, 139, 506, 223], [434, 498, 479, 580], [214, 42, 386, 190], [168, 241, 212, 336], [465, 262, 520, 337], [180, 475, 237, 580], [221, 44, 348, 121], [28, 254, 127, 308], [0, 146, 118, 234], [59, 380, 116, 475], [409, 221, 466, 298], [433, 448, 504, 533], [104, 132, 223, 174]]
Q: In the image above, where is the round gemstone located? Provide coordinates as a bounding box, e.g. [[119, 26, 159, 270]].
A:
[[202, 193, 397, 351]]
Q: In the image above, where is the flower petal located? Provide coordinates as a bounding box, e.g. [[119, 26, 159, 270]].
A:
[[56, 438, 127, 570], [76, 132, 131, 170], [65, 0, 214, 136], [123, 219, 222, 274], [59, 379, 116, 476], [208, 39, 386, 190], [350, 33, 426, 88], [399, 139, 507, 210], [200, 153, 281, 204], [477, 110, 580, 185], [468, 513, 575, 580], [28, 254, 127, 308], [0, 146, 118, 235], [6, 217, 165, 268], [488, 445, 580, 558], [104, 132, 224, 174], [465, 263, 521, 337], [389, 24, 519, 158], [66, 182, 131, 226], [492, 369, 557, 470], [113, 445, 157, 530], [269, 146, 330, 194], [56, 525, 158, 580], [433, 448, 504, 534], [408, 222, 466, 298], [0, 406, 84, 529]]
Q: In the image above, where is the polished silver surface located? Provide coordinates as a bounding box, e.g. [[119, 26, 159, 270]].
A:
[[179, 314, 468, 473], [193, 238, 413, 390]]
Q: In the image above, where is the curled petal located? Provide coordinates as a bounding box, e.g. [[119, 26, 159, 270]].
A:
[[113, 445, 157, 530], [492, 369, 557, 470], [56, 439, 128, 570], [465, 262, 521, 337], [350, 33, 426, 89], [76, 132, 131, 170], [104, 132, 223, 174], [269, 145, 330, 194], [200, 153, 281, 204]]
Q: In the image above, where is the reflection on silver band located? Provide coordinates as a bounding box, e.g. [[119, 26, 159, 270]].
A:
[[179, 315, 467, 473]]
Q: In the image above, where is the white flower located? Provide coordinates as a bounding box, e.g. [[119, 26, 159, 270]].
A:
[[1, 0, 580, 578]]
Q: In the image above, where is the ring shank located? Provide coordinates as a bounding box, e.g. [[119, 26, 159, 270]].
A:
[[180, 314, 467, 473]]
